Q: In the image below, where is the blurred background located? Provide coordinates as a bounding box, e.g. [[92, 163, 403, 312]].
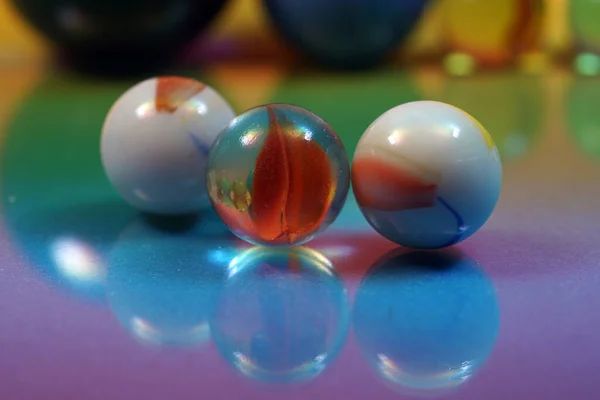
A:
[[4, 3, 600, 398], [0, 0, 594, 76]]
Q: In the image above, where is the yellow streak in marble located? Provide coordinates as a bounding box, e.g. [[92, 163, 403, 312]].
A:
[[461, 109, 496, 151]]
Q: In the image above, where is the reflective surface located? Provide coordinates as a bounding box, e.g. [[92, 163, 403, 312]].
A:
[[354, 249, 499, 396], [211, 246, 350, 383], [1, 65, 600, 399], [107, 213, 236, 347]]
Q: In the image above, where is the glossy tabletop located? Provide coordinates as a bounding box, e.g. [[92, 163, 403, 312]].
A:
[[1, 62, 599, 400]]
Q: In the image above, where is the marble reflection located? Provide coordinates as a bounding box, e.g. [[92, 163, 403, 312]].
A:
[[353, 248, 499, 397], [107, 212, 240, 347], [210, 246, 350, 383]]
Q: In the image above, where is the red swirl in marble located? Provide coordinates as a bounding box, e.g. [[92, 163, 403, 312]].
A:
[[251, 106, 334, 244]]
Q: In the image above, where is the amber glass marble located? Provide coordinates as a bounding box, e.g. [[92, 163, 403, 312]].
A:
[[441, 0, 544, 75], [207, 104, 350, 246]]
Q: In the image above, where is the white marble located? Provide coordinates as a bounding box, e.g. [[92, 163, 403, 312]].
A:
[[101, 77, 235, 214], [352, 101, 502, 249]]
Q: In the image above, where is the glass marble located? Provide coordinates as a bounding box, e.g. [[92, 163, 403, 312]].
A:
[[352, 101, 502, 249], [10, 0, 228, 72], [101, 76, 235, 215], [441, 0, 544, 75], [567, 77, 600, 159], [571, 0, 600, 76], [263, 0, 430, 69], [207, 104, 350, 247]]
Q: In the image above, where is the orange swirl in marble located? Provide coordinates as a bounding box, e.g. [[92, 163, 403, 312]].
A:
[[250, 107, 335, 244], [352, 155, 439, 212], [155, 76, 205, 113]]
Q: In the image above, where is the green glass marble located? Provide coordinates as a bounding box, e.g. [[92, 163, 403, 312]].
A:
[[571, 0, 600, 75], [567, 77, 600, 159]]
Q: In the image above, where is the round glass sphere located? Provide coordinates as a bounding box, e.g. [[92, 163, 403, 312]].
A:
[[352, 101, 502, 249], [263, 0, 429, 69], [571, 0, 600, 53], [101, 76, 235, 215], [207, 104, 350, 247], [567, 76, 600, 159], [10, 0, 228, 72]]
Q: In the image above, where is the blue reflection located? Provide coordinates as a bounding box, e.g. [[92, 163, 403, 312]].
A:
[[353, 249, 499, 396], [4, 202, 136, 301], [211, 246, 350, 383], [1, 76, 139, 302], [106, 212, 241, 347]]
